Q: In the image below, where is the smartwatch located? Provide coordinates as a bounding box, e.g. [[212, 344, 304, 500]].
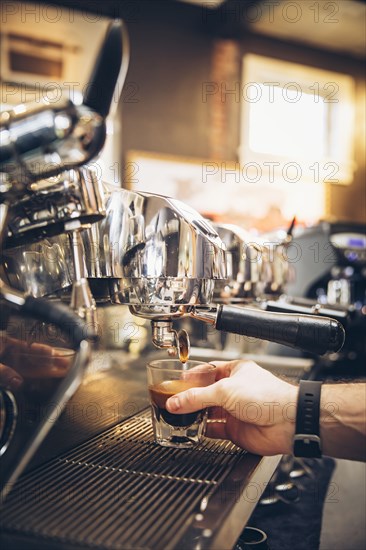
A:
[[293, 380, 323, 458]]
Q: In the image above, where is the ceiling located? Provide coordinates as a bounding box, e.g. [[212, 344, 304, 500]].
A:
[[177, 0, 226, 5], [177, 0, 365, 58], [3, 0, 365, 59], [249, 0, 366, 58]]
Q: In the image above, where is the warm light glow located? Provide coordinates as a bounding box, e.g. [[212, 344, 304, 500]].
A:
[[241, 54, 356, 187], [249, 85, 327, 159], [13, 103, 27, 115]]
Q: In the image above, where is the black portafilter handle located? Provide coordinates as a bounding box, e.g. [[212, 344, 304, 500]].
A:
[[263, 299, 350, 328], [83, 20, 123, 119], [20, 296, 97, 350], [215, 305, 345, 356]]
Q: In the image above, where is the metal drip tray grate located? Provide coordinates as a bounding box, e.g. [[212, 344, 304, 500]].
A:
[[1, 410, 247, 550]]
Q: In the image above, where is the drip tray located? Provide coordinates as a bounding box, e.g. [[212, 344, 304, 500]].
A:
[[1, 410, 279, 550]]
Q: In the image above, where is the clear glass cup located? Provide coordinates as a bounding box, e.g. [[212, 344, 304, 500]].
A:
[[146, 359, 216, 448]]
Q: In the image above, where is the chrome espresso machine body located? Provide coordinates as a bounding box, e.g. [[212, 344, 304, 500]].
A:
[[3, 188, 347, 360], [0, 20, 126, 501], [213, 222, 294, 305], [196, 221, 297, 356], [215, 220, 365, 378]]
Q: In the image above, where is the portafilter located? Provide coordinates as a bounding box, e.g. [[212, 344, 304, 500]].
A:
[[79, 186, 345, 359], [1, 186, 346, 359]]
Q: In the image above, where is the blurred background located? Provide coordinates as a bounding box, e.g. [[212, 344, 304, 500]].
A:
[[1, 0, 365, 232]]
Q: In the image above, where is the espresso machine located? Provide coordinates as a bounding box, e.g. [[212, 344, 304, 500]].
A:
[[0, 14, 348, 550], [0, 20, 127, 502], [72, 191, 345, 360], [262, 223, 366, 378], [3, 188, 347, 361], [193, 220, 302, 362]]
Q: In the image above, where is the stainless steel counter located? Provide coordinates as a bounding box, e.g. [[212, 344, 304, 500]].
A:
[[0, 350, 281, 550]]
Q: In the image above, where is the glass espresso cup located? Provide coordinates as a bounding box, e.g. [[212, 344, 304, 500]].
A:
[[146, 359, 216, 448]]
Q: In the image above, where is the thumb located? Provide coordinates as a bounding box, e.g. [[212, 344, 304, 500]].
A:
[[166, 383, 223, 414], [0, 363, 23, 390]]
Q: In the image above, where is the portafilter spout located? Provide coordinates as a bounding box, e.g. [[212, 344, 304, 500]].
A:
[[151, 321, 190, 363]]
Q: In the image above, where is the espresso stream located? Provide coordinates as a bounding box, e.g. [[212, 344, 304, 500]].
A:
[[149, 380, 203, 427]]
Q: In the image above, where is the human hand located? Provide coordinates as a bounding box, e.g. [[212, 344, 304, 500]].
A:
[[0, 362, 23, 390], [0, 336, 73, 385], [166, 360, 299, 456]]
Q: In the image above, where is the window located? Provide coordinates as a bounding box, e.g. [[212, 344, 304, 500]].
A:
[[240, 54, 356, 186]]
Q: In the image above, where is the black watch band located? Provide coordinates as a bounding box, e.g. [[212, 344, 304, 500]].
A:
[[293, 380, 323, 458]]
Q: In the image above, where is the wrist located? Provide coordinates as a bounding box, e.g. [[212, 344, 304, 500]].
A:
[[319, 383, 366, 461], [281, 383, 299, 455]]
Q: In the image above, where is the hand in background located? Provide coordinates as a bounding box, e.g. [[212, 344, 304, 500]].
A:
[[0, 336, 73, 385], [0, 362, 23, 390]]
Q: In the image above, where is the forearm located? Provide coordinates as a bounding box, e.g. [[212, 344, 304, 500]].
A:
[[164, 360, 366, 461], [320, 383, 366, 462]]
